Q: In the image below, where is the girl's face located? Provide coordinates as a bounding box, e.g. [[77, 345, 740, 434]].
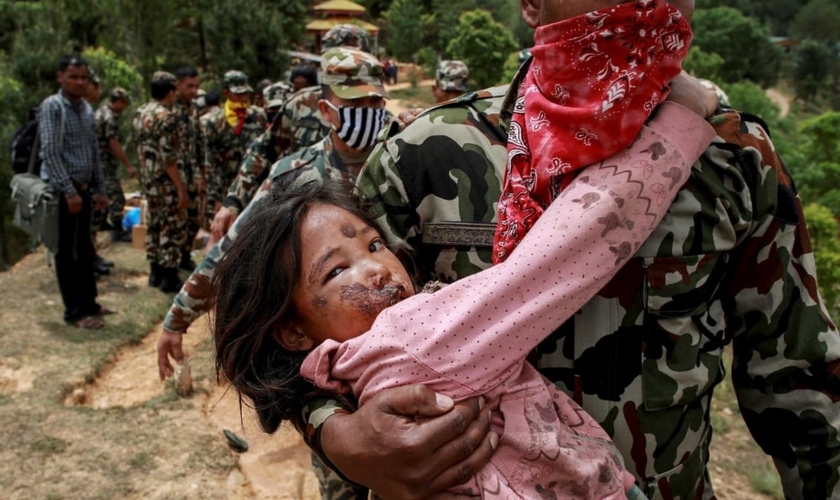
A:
[[287, 203, 414, 347]]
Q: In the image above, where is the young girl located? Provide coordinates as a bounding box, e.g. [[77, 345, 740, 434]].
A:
[[213, 101, 713, 499]]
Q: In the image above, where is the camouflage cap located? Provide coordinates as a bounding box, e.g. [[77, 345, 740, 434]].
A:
[[263, 81, 292, 109], [321, 24, 371, 54], [435, 60, 469, 92], [109, 87, 131, 104], [223, 70, 253, 94], [320, 47, 387, 100], [152, 71, 176, 84]]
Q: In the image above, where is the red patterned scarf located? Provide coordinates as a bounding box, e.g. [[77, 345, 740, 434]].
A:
[[493, 0, 692, 262]]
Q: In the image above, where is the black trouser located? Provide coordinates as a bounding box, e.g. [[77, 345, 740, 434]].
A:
[[56, 190, 100, 322]]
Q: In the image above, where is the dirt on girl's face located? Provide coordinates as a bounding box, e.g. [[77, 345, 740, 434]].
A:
[[290, 203, 414, 345]]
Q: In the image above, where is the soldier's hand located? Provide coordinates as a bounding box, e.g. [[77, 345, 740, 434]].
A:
[[177, 189, 190, 210], [210, 207, 237, 242], [321, 385, 497, 500], [395, 107, 425, 131], [95, 194, 110, 212], [66, 194, 83, 214], [667, 72, 719, 118], [126, 165, 138, 178], [157, 327, 185, 380]]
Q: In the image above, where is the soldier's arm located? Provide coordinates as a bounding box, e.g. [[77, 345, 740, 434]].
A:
[[108, 134, 136, 177], [724, 117, 840, 500], [222, 135, 270, 214]]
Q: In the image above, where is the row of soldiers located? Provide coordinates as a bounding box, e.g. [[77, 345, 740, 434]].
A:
[[93, 23, 471, 293]]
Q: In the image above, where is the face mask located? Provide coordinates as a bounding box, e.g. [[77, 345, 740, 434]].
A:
[[325, 101, 386, 150]]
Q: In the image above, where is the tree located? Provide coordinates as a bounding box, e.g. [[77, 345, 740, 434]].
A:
[[683, 46, 725, 83], [692, 7, 782, 87], [446, 10, 517, 88], [386, 0, 424, 61], [792, 40, 835, 102], [791, 0, 840, 44], [791, 112, 840, 218]]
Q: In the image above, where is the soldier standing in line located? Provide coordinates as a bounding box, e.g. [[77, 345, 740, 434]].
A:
[[431, 60, 470, 103], [133, 75, 189, 293], [93, 87, 136, 243], [200, 70, 266, 226], [170, 67, 203, 271]]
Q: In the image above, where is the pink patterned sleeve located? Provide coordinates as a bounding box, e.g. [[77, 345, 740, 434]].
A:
[[306, 102, 715, 403]]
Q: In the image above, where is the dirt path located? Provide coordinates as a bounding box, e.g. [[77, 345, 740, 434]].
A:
[[766, 88, 790, 118]]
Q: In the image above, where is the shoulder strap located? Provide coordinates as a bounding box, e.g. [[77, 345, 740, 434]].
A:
[[29, 100, 67, 175]]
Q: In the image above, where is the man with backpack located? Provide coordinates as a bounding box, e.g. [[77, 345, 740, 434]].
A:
[[39, 54, 112, 329]]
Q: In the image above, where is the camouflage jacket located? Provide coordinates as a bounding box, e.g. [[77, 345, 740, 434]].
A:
[[200, 104, 266, 205], [346, 69, 840, 499], [132, 100, 180, 195], [173, 100, 203, 189], [163, 135, 357, 333], [277, 85, 331, 157], [221, 121, 287, 213], [94, 103, 121, 175]]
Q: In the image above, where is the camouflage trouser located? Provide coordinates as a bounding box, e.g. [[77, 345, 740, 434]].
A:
[[183, 188, 201, 253], [311, 453, 370, 500], [145, 184, 187, 268], [91, 168, 127, 232]]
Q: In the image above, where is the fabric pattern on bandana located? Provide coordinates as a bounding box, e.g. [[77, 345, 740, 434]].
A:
[[493, 0, 692, 263]]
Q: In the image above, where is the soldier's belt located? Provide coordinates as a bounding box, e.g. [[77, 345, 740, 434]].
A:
[[421, 222, 495, 248]]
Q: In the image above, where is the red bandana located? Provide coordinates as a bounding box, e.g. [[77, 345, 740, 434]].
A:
[[493, 0, 692, 262]]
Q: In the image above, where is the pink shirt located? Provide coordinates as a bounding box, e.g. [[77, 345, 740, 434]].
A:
[[303, 102, 714, 499]]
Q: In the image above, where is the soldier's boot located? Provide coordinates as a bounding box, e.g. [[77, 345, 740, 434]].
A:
[[148, 263, 163, 288], [158, 267, 184, 294], [179, 249, 197, 272]]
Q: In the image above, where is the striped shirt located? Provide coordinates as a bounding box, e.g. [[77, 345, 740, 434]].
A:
[[39, 91, 104, 197]]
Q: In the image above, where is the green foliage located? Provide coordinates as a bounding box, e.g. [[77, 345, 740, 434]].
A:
[[791, 113, 840, 227], [790, 0, 840, 44], [501, 50, 523, 86], [446, 10, 516, 89], [82, 47, 143, 95], [692, 7, 782, 87], [387, 0, 425, 61], [683, 46, 725, 83], [414, 47, 438, 79], [720, 81, 780, 123], [803, 204, 840, 314]]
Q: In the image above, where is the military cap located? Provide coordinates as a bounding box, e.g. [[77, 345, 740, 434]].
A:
[[320, 47, 388, 100], [152, 71, 176, 84], [263, 81, 292, 109], [223, 70, 253, 94], [321, 24, 371, 54], [109, 87, 131, 104], [435, 60, 470, 92]]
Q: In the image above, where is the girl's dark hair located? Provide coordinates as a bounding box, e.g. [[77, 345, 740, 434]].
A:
[[290, 63, 318, 87], [213, 180, 378, 434]]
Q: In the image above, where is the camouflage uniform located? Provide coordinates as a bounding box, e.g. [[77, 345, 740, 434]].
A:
[[341, 64, 840, 500], [173, 99, 204, 250], [92, 95, 129, 231], [132, 100, 186, 268], [276, 85, 331, 157], [200, 73, 266, 223], [435, 60, 470, 92]]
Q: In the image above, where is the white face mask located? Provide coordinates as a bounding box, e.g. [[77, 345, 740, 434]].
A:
[[325, 101, 386, 150]]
